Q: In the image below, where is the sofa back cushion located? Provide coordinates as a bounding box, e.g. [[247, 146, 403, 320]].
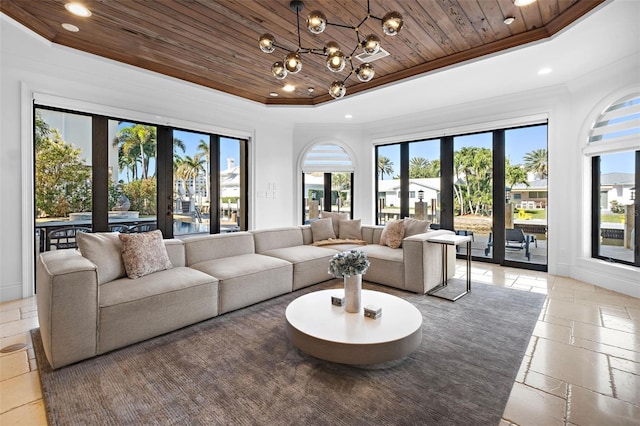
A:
[[403, 218, 430, 237], [300, 225, 314, 245], [77, 232, 126, 285], [361, 225, 383, 244], [252, 227, 303, 253], [164, 239, 186, 268], [183, 232, 255, 266]]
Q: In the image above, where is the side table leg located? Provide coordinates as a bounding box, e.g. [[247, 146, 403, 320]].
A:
[[466, 240, 471, 292]]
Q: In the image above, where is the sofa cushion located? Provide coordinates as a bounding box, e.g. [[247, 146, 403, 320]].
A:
[[311, 218, 336, 242], [119, 230, 173, 279], [320, 211, 349, 236], [98, 266, 218, 354], [359, 244, 405, 288], [339, 219, 362, 240], [403, 218, 430, 237], [190, 253, 292, 314], [379, 220, 404, 249], [77, 232, 125, 285], [261, 245, 337, 290]]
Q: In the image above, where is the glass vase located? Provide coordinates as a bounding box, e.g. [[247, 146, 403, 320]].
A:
[[343, 274, 362, 313]]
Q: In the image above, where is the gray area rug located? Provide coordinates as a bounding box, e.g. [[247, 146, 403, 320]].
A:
[[32, 279, 545, 425]]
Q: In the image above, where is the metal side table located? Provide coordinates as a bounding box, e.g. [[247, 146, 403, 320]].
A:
[[426, 234, 472, 301]]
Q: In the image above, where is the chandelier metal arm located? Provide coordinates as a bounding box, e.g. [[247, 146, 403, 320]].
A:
[[259, 0, 404, 99], [325, 21, 357, 31]]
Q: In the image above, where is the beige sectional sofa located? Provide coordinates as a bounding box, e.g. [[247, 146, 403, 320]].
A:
[[36, 223, 454, 368]]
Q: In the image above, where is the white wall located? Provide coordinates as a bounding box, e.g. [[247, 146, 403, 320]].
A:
[[1, 0, 639, 302], [0, 16, 296, 301]]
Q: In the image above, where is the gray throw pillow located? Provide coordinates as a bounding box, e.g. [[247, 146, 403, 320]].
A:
[[339, 219, 362, 240], [311, 218, 336, 242], [320, 211, 349, 237]]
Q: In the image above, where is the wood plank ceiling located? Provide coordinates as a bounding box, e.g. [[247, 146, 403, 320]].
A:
[[1, 0, 605, 105]]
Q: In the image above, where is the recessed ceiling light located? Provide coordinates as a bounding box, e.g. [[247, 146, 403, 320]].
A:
[[269, 92, 279, 97], [514, 0, 536, 6], [345, 114, 353, 119], [61, 23, 80, 32], [537, 67, 552, 75], [503, 16, 515, 25], [283, 85, 295, 92], [64, 3, 92, 17]]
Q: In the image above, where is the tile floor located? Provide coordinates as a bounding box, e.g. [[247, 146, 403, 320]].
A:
[[0, 262, 638, 425]]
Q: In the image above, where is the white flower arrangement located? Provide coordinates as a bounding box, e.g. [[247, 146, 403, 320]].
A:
[[328, 249, 370, 278]]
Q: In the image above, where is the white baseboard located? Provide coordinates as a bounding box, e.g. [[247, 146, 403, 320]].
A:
[[0, 283, 25, 303], [572, 258, 640, 298]]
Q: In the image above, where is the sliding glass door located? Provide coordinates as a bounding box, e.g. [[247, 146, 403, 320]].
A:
[[35, 106, 248, 252], [375, 123, 548, 271]]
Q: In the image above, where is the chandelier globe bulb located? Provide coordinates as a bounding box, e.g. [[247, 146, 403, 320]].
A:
[[284, 52, 302, 73], [307, 10, 327, 34], [329, 81, 346, 99], [382, 11, 404, 36], [326, 51, 346, 73], [324, 41, 340, 56], [356, 63, 375, 82], [271, 61, 288, 79], [259, 33, 276, 53], [362, 34, 381, 55]]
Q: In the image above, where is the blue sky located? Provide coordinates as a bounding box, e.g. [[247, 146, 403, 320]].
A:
[[173, 129, 240, 170]]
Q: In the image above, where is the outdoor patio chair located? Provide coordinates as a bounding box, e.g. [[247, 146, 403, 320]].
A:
[[108, 224, 130, 233], [128, 222, 157, 233], [47, 226, 91, 250], [484, 228, 536, 260]]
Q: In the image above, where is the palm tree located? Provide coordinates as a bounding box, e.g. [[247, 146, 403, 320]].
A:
[[409, 157, 440, 178], [197, 139, 210, 202], [505, 160, 529, 191], [523, 149, 548, 180], [177, 155, 206, 197], [113, 125, 157, 179], [377, 156, 394, 180]]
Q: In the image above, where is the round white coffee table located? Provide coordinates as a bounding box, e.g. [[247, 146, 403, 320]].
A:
[[285, 289, 423, 365]]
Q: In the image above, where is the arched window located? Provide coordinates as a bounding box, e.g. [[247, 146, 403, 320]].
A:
[[301, 143, 355, 224], [586, 92, 639, 266]]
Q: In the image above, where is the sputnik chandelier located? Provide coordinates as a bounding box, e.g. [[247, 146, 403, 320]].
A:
[[259, 0, 404, 99]]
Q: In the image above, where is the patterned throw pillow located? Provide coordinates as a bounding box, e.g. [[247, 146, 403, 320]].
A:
[[379, 219, 405, 249], [310, 218, 336, 242], [118, 230, 173, 279]]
